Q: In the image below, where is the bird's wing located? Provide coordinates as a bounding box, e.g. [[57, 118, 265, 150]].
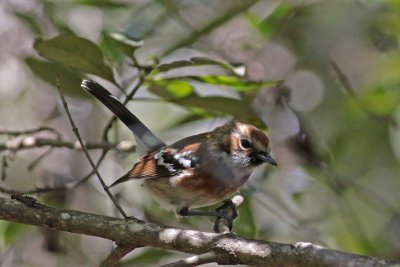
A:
[[109, 142, 202, 187]]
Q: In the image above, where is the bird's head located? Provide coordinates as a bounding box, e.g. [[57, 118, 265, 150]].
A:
[[212, 121, 277, 169]]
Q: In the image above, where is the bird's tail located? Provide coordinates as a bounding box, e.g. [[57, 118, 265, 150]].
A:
[[81, 79, 165, 153]]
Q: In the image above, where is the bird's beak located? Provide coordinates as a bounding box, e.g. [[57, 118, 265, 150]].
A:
[[254, 152, 278, 166]]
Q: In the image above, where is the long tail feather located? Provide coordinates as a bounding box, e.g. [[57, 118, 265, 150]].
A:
[[81, 79, 166, 153]]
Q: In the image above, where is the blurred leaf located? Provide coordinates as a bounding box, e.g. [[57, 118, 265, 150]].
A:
[[34, 34, 114, 82], [166, 81, 193, 97], [172, 75, 277, 92], [124, 1, 166, 39], [14, 12, 42, 35], [148, 80, 261, 122], [73, 0, 128, 8], [359, 88, 400, 116], [191, 57, 245, 76], [292, 192, 304, 203], [373, 52, 400, 86], [120, 248, 173, 266], [155, 59, 197, 72], [169, 113, 213, 128], [154, 57, 245, 77], [26, 57, 87, 98], [42, 2, 76, 35], [378, 10, 400, 37], [3, 222, 28, 246], [148, 80, 194, 98], [235, 193, 257, 238], [247, 3, 294, 38], [170, 94, 259, 122], [106, 32, 143, 61], [100, 33, 125, 65]]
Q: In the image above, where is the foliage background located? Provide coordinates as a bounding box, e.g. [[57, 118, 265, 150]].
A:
[[0, 0, 400, 266]]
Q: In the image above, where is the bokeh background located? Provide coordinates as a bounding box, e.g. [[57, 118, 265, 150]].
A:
[[0, 0, 400, 266]]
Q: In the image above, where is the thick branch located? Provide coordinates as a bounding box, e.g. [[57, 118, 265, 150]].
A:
[[0, 197, 396, 266]]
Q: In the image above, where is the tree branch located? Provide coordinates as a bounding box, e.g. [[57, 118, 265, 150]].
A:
[[0, 197, 395, 266], [56, 77, 128, 219], [160, 0, 260, 57], [100, 244, 138, 267], [0, 137, 135, 152]]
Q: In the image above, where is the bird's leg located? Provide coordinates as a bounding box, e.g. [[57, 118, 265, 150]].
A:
[[215, 199, 238, 219], [177, 207, 220, 217], [177, 200, 238, 219], [213, 199, 238, 233], [178, 199, 239, 233]]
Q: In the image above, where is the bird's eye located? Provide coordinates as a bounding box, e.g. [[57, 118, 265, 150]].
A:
[[240, 139, 251, 149]]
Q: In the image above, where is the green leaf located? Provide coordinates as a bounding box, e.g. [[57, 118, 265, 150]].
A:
[[148, 80, 194, 98], [34, 34, 114, 82], [235, 192, 257, 238], [166, 81, 193, 97], [359, 87, 400, 116], [106, 32, 143, 61], [259, 3, 293, 37], [148, 80, 261, 123], [169, 113, 213, 127], [154, 57, 246, 77], [100, 33, 125, 65], [72, 0, 128, 8], [14, 12, 42, 35], [170, 94, 260, 122], [163, 75, 277, 92], [25, 57, 88, 98], [156, 59, 196, 72], [0, 221, 28, 246]]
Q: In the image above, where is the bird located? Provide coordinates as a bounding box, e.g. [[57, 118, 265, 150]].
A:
[[81, 79, 277, 218]]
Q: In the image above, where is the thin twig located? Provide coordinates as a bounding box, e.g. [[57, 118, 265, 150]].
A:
[[1, 156, 8, 181], [100, 244, 138, 267], [330, 59, 356, 97], [55, 75, 128, 219], [0, 137, 135, 152], [0, 126, 62, 139], [330, 59, 398, 128], [0, 138, 135, 195], [27, 148, 53, 171], [161, 0, 259, 57], [0, 162, 100, 195]]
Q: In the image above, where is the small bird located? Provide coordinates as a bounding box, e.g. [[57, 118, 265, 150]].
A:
[[81, 80, 277, 218]]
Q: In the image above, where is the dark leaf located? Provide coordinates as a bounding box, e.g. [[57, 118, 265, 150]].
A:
[[154, 57, 246, 77], [25, 57, 87, 98], [156, 59, 195, 72], [170, 94, 260, 122], [106, 32, 143, 61], [14, 12, 42, 35], [72, 0, 128, 8], [148, 80, 261, 123], [34, 34, 114, 82]]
